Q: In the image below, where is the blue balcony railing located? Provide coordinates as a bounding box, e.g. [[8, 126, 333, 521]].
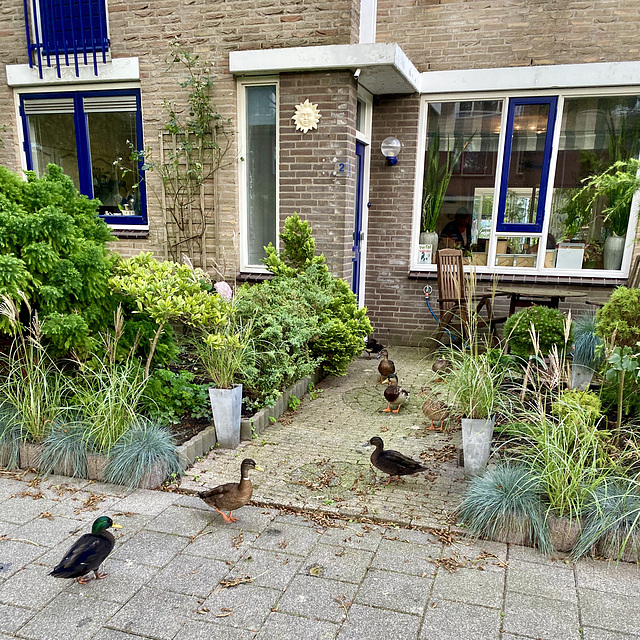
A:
[[23, 0, 110, 78]]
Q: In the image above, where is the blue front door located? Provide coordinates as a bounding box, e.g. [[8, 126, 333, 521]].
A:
[[352, 141, 365, 300]]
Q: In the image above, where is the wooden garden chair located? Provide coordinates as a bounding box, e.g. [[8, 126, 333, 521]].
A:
[[434, 249, 503, 343]]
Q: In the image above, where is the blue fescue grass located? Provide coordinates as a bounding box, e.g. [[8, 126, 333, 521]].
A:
[[104, 418, 181, 489], [572, 478, 640, 561], [0, 407, 22, 469], [457, 463, 553, 555], [572, 312, 602, 367], [38, 420, 90, 478]]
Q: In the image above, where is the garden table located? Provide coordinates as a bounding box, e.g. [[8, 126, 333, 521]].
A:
[[495, 285, 587, 316]]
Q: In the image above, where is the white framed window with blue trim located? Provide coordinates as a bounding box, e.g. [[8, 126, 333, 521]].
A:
[[19, 87, 147, 226], [413, 88, 640, 277]]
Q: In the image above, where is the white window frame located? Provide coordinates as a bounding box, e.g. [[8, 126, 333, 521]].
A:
[[411, 86, 640, 279], [237, 77, 280, 272]]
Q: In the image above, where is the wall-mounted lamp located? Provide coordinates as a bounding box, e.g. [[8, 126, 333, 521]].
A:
[[381, 136, 401, 165]]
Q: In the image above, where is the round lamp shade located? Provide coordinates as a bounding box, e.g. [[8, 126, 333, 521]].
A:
[[380, 136, 401, 165]]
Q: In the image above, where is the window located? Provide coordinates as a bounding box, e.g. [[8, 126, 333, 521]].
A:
[[21, 89, 147, 226], [415, 92, 640, 275], [239, 81, 278, 269]]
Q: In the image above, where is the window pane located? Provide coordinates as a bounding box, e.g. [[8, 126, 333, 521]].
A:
[[421, 100, 503, 262], [501, 102, 550, 227], [87, 111, 139, 216], [28, 113, 80, 189], [246, 85, 277, 266], [548, 95, 640, 270], [493, 236, 550, 268]]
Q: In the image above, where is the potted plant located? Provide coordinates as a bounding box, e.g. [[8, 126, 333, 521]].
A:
[[420, 131, 473, 260], [194, 301, 256, 449], [570, 312, 602, 390], [441, 348, 508, 477], [573, 158, 640, 270]]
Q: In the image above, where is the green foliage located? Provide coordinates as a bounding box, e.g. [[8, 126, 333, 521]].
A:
[[573, 158, 640, 237], [141, 369, 211, 425], [551, 389, 603, 429], [596, 286, 640, 349], [194, 307, 256, 389], [441, 347, 510, 419], [104, 418, 181, 489], [0, 319, 64, 443], [38, 421, 89, 478], [263, 213, 325, 277], [457, 464, 552, 555], [0, 164, 115, 353], [504, 306, 569, 358], [109, 252, 227, 376], [0, 408, 21, 469], [573, 479, 640, 561], [288, 395, 301, 411], [233, 278, 318, 408]]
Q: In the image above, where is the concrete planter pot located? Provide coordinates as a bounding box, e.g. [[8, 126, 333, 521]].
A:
[[603, 234, 626, 271], [19, 442, 41, 470], [461, 417, 494, 478], [570, 362, 595, 391], [209, 384, 242, 449]]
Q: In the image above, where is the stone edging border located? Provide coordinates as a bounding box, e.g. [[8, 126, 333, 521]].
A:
[[175, 370, 322, 471]]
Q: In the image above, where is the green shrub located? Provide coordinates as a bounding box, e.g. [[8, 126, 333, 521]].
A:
[[457, 464, 552, 555], [551, 389, 602, 428], [0, 164, 116, 355], [263, 214, 372, 378], [141, 368, 211, 425], [596, 286, 640, 349], [504, 305, 569, 357]]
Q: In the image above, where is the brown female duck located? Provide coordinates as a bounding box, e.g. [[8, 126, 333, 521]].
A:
[[368, 436, 427, 483], [377, 349, 395, 383], [199, 458, 263, 523], [421, 394, 449, 431], [383, 374, 409, 413]]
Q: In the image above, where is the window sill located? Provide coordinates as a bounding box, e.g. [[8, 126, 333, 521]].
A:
[[237, 271, 273, 283], [408, 269, 626, 287], [109, 228, 149, 240]]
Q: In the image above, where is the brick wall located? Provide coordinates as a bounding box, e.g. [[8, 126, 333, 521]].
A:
[[279, 71, 357, 280], [376, 0, 640, 72]]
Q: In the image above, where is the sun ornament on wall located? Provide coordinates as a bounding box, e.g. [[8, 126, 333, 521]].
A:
[[292, 99, 322, 133]]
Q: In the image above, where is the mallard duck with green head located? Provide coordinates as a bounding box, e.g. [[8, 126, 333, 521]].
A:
[[50, 516, 122, 584], [199, 458, 263, 523]]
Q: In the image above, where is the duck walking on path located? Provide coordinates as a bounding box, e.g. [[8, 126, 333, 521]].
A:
[[367, 436, 427, 484], [199, 458, 263, 523], [50, 516, 122, 584], [377, 349, 395, 383], [383, 373, 409, 413]]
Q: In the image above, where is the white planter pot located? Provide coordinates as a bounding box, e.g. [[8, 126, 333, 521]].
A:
[[461, 417, 494, 478], [603, 234, 625, 271], [209, 384, 242, 449], [570, 362, 595, 391]]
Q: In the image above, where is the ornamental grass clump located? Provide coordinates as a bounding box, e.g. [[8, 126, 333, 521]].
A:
[[457, 464, 552, 555], [38, 421, 90, 478], [104, 418, 181, 490], [572, 478, 640, 561]]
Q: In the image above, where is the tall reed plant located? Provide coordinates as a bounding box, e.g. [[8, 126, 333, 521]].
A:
[[0, 297, 64, 443], [68, 308, 147, 452]]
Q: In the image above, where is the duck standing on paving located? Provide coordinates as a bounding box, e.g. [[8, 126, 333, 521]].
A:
[[198, 458, 263, 523], [432, 357, 453, 380], [421, 393, 449, 431], [377, 348, 395, 383], [50, 516, 123, 584], [367, 436, 427, 483], [383, 373, 409, 413], [364, 335, 385, 357]]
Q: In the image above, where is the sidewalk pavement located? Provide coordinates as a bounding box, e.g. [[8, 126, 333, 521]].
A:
[[0, 347, 638, 640]]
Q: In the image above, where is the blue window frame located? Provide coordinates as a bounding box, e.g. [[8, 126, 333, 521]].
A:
[[20, 89, 147, 226], [496, 97, 558, 233]]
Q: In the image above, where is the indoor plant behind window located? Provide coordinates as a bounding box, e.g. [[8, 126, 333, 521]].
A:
[[421, 132, 473, 260], [574, 158, 640, 270]]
